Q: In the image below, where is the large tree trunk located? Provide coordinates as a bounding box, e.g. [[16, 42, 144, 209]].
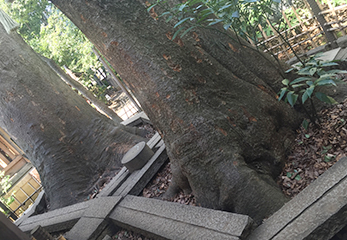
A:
[[0, 25, 145, 210], [41, 56, 123, 123], [52, 0, 302, 223]]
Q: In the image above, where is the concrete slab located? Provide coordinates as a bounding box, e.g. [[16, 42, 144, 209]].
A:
[[112, 144, 168, 197], [64, 217, 107, 240], [337, 36, 347, 48], [317, 47, 341, 61], [18, 201, 89, 233], [120, 112, 150, 126], [335, 48, 347, 60], [247, 157, 347, 240], [146, 132, 161, 149], [83, 196, 122, 219], [110, 195, 254, 240], [97, 167, 130, 197]]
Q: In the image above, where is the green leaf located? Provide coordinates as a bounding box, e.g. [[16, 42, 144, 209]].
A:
[[285, 68, 294, 73], [291, 83, 305, 88], [290, 77, 312, 85], [208, 19, 224, 26], [147, 4, 157, 12], [219, 4, 233, 11], [324, 154, 334, 162], [166, 15, 173, 22], [314, 52, 324, 58], [178, 3, 187, 11], [302, 119, 309, 130], [188, 0, 203, 6], [223, 22, 232, 30], [315, 92, 338, 104], [278, 87, 288, 101], [231, 11, 240, 18], [326, 69, 347, 74], [158, 11, 171, 18], [321, 62, 339, 67], [180, 25, 196, 38], [318, 73, 338, 79], [172, 26, 185, 40], [286, 91, 298, 107], [295, 175, 301, 180], [306, 81, 314, 86], [305, 134, 310, 138], [282, 79, 290, 86], [174, 17, 191, 28], [323, 145, 332, 150], [286, 172, 292, 178], [298, 66, 311, 75], [316, 79, 336, 87], [309, 67, 317, 76], [302, 85, 315, 104]]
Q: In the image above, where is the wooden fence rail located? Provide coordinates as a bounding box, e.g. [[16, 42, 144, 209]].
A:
[[256, 1, 347, 61]]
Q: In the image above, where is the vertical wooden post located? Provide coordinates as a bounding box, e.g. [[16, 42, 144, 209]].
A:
[[306, 0, 337, 44]]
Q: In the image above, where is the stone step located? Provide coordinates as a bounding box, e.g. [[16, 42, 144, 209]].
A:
[[247, 157, 347, 240]]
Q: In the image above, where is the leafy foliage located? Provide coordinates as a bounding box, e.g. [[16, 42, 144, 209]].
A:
[[0, 0, 106, 100], [0, 171, 15, 215], [279, 54, 346, 107], [149, 0, 286, 43], [278, 54, 347, 126]]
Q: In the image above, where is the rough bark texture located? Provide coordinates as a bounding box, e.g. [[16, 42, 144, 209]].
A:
[[52, 0, 302, 223], [41, 56, 123, 123], [0, 25, 144, 210]]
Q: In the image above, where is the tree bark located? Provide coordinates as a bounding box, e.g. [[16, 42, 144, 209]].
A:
[[41, 56, 123, 123], [52, 0, 302, 223], [0, 25, 145, 210]]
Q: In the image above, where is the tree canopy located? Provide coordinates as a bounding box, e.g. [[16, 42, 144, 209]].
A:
[[0, 0, 101, 89]]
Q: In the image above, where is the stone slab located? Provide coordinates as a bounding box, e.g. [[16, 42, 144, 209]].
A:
[[83, 196, 122, 219], [317, 47, 341, 61], [115, 195, 253, 237], [97, 167, 130, 197], [18, 200, 89, 233], [146, 132, 161, 149], [110, 195, 253, 240], [337, 35, 347, 48], [247, 157, 347, 240], [64, 217, 107, 240], [112, 144, 168, 197], [98, 132, 162, 198], [335, 48, 347, 60], [120, 112, 150, 126]]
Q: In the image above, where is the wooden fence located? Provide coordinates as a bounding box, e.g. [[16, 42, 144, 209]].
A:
[[256, 0, 347, 61], [0, 128, 42, 221]]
